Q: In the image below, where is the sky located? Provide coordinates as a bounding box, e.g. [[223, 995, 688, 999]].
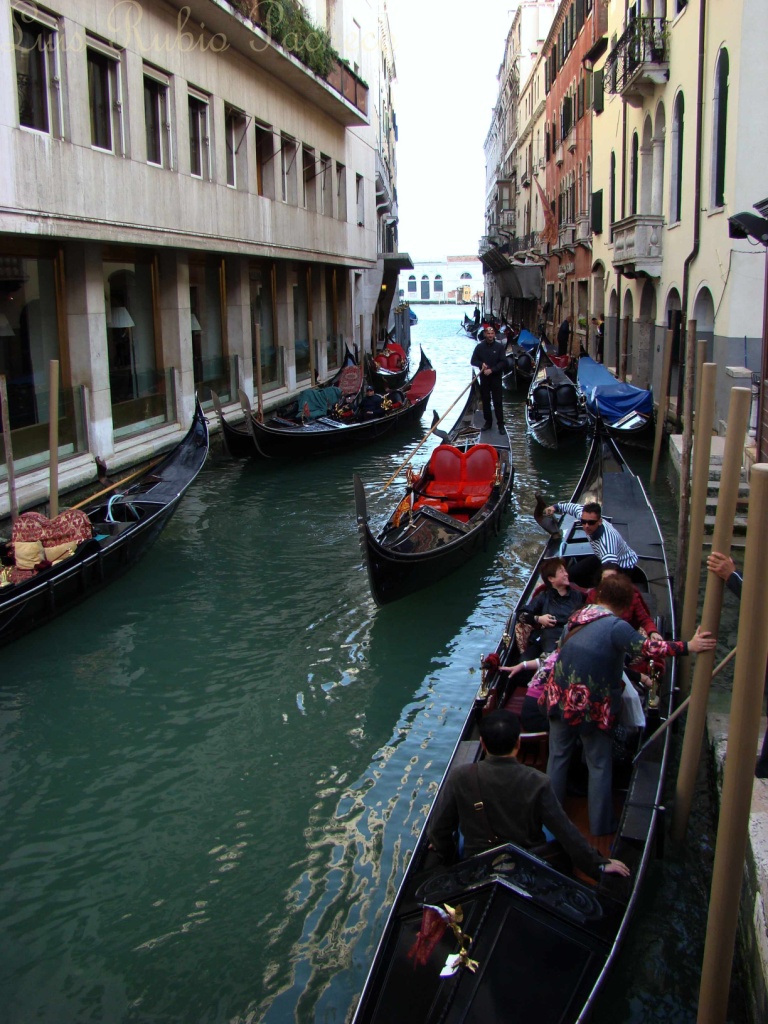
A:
[[384, 0, 517, 261]]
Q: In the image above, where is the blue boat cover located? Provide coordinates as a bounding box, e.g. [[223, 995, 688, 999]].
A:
[[295, 386, 342, 419], [577, 356, 653, 422], [517, 329, 539, 351]]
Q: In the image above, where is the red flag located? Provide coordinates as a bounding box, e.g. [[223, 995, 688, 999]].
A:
[[407, 905, 451, 967], [535, 177, 558, 246]]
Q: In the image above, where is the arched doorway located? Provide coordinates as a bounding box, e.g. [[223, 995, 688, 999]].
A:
[[621, 289, 634, 380], [608, 288, 618, 369], [635, 279, 658, 389], [665, 287, 683, 416], [591, 261, 606, 360], [693, 286, 715, 362]]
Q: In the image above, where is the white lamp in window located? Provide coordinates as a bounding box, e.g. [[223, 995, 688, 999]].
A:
[[0, 313, 14, 337], [190, 312, 202, 332], [108, 306, 137, 398]]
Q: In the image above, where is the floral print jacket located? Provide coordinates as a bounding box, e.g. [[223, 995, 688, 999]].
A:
[[539, 604, 687, 733]]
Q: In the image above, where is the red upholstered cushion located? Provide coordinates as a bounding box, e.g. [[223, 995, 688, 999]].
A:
[[463, 444, 498, 482]]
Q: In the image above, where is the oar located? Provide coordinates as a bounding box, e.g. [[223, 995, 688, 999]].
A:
[[68, 457, 164, 511], [378, 376, 477, 492], [633, 646, 737, 763]]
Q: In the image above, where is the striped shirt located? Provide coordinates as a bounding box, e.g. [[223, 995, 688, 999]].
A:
[[555, 501, 638, 569]]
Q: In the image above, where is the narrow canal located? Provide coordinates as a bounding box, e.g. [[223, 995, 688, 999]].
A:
[[0, 307, 742, 1022]]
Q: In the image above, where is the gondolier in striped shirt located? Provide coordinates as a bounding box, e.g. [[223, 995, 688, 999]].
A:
[[544, 499, 638, 571]]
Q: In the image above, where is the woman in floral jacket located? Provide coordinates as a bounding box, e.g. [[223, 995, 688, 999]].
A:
[[543, 573, 715, 836]]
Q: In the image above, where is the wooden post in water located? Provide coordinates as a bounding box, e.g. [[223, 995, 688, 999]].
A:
[[678, 363, 716, 696], [697, 463, 768, 1024], [308, 319, 316, 385], [48, 359, 59, 519], [359, 314, 365, 357], [671, 386, 752, 847], [0, 375, 19, 522], [620, 315, 629, 381], [651, 328, 675, 483], [254, 322, 264, 422], [675, 319, 698, 612]]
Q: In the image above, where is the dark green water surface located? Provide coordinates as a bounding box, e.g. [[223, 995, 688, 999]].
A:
[[0, 308, 736, 1022]]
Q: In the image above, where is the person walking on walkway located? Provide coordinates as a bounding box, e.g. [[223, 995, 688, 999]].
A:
[[557, 315, 573, 358]]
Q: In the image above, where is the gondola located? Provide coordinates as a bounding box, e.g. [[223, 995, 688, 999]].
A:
[[351, 429, 676, 1024], [211, 348, 360, 457], [525, 344, 588, 447], [229, 350, 436, 459], [367, 341, 409, 391], [0, 401, 209, 648], [502, 328, 538, 392], [353, 378, 514, 605], [577, 355, 655, 447]]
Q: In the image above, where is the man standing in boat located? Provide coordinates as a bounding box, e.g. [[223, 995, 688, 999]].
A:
[[557, 314, 573, 358], [543, 500, 638, 583], [470, 324, 506, 433]]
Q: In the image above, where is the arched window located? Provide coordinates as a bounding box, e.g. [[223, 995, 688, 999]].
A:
[[630, 132, 639, 215], [670, 92, 684, 223], [460, 272, 472, 280], [407, 274, 416, 293], [434, 274, 443, 293], [711, 49, 729, 208], [420, 275, 430, 300]]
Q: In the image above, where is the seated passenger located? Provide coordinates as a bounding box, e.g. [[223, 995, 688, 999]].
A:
[[518, 557, 587, 655], [359, 384, 385, 419], [427, 711, 630, 878], [586, 561, 662, 641]]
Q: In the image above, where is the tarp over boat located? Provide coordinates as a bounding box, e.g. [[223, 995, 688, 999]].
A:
[[578, 356, 653, 422], [517, 329, 539, 351]]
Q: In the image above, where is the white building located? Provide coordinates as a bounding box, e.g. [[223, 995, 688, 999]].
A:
[[1, 0, 404, 514], [398, 257, 484, 305]]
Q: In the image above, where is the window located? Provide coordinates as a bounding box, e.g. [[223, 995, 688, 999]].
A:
[[250, 262, 282, 389], [434, 275, 443, 293], [143, 66, 172, 168], [336, 162, 347, 221], [407, 275, 416, 292], [319, 154, 332, 215], [281, 135, 298, 204], [87, 41, 123, 153], [188, 90, 210, 180], [355, 174, 364, 226], [13, 7, 61, 136], [255, 122, 275, 199], [592, 189, 603, 234], [593, 68, 604, 114], [225, 104, 246, 189], [711, 49, 729, 209], [420, 275, 430, 300], [609, 151, 616, 239], [190, 258, 227, 402], [630, 132, 639, 215], [460, 272, 472, 280], [302, 145, 317, 211], [670, 92, 684, 223]]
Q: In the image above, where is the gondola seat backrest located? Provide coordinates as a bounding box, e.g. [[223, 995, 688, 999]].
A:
[[462, 444, 499, 496], [420, 444, 499, 509], [533, 385, 555, 409], [423, 446, 464, 500], [556, 383, 577, 409], [338, 364, 363, 397]]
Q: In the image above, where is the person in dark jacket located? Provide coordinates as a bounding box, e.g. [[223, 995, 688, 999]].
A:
[[428, 711, 630, 877], [470, 324, 506, 432], [557, 315, 572, 357], [519, 557, 587, 655], [359, 384, 384, 419], [707, 551, 768, 778]]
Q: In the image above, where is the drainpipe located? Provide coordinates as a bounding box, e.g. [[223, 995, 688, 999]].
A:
[[675, 0, 707, 612]]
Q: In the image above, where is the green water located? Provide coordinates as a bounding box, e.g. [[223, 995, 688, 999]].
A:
[[0, 308, 736, 1022]]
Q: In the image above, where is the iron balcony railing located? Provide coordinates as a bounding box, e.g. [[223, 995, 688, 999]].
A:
[[604, 17, 668, 95]]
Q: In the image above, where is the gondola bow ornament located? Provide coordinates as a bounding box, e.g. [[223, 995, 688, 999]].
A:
[[407, 903, 478, 975]]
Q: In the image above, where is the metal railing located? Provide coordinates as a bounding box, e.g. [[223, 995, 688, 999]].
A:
[[605, 17, 668, 95]]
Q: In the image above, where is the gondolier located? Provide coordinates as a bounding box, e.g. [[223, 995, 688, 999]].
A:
[[470, 324, 506, 433], [544, 499, 638, 570]]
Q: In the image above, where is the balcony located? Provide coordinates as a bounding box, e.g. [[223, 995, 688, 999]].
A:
[[604, 17, 669, 107], [611, 213, 664, 276], [521, 172, 531, 188], [555, 143, 564, 166], [576, 214, 591, 243], [557, 224, 575, 249]]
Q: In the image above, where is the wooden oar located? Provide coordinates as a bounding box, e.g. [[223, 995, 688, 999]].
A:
[[68, 457, 164, 511], [633, 645, 737, 763], [378, 376, 477, 492]]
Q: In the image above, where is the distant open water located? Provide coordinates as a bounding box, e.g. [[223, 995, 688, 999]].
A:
[[0, 305, 745, 1022]]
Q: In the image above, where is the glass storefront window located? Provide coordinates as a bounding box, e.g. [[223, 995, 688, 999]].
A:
[[104, 261, 168, 436], [250, 264, 282, 392], [325, 266, 340, 370], [189, 259, 229, 404], [0, 254, 87, 476], [293, 270, 310, 380]]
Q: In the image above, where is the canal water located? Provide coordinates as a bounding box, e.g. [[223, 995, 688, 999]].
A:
[[0, 306, 742, 1022]]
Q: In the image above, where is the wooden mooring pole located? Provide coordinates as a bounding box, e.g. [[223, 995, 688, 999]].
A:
[[671, 386, 752, 847], [697, 464, 768, 1024], [650, 328, 675, 484], [48, 360, 60, 519], [0, 375, 19, 522], [678, 362, 716, 697]]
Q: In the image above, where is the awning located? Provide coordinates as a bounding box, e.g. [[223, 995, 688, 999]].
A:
[[494, 263, 543, 300], [381, 251, 414, 271]]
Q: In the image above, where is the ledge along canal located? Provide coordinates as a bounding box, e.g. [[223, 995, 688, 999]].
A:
[[0, 306, 746, 1022]]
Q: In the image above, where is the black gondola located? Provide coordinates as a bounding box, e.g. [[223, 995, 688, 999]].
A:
[[354, 379, 514, 604], [502, 328, 539, 393], [351, 430, 675, 1024], [526, 345, 588, 447], [577, 355, 655, 447], [0, 401, 209, 648], [229, 351, 436, 460], [367, 342, 409, 391]]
